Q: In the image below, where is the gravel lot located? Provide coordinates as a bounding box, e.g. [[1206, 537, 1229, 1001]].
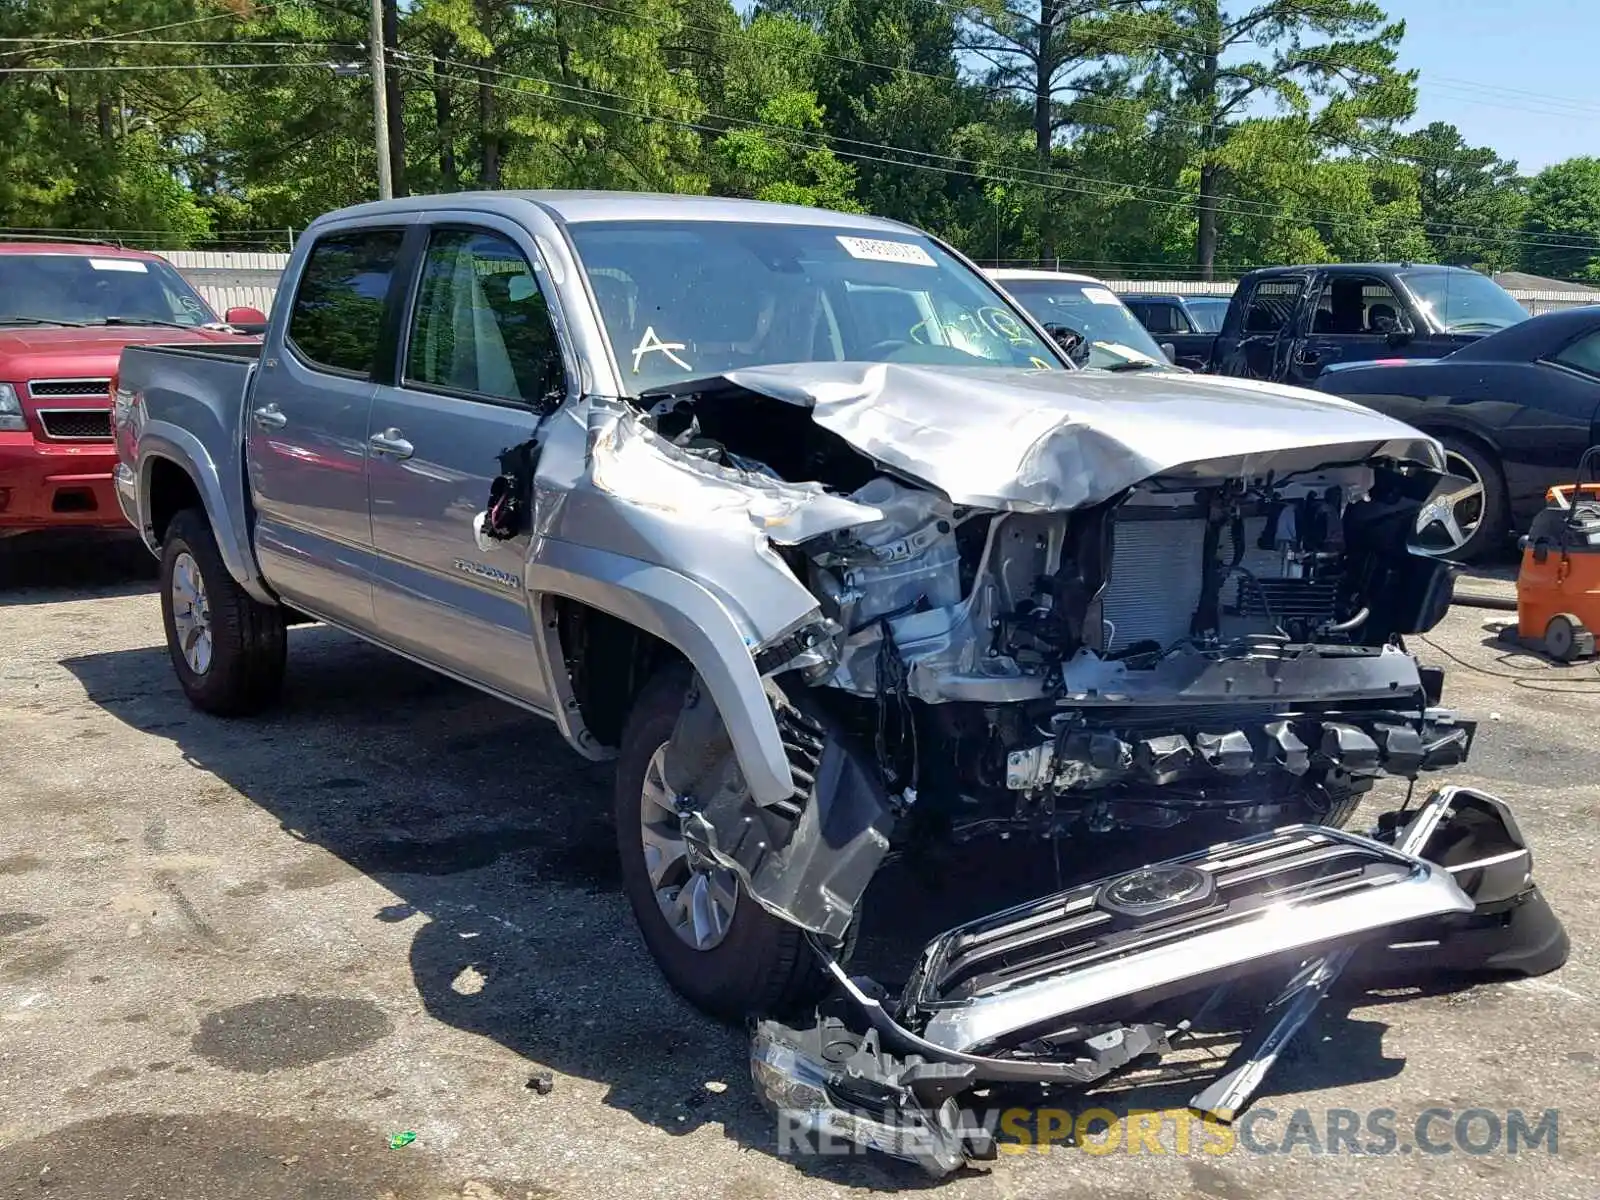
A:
[[1, 532, 1596, 1200]]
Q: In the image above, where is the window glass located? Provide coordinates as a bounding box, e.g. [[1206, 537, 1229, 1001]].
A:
[[406, 228, 566, 408], [1185, 297, 1229, 332], [1400, 268, 1528, 334], [1000, 280, 1169, 368], [0, 253, 217, 327], [287, 230, 404, 375], [565, 220, 1059, 394], [1311, 276, 1407, 336], [1243, 280, 1303, 334], [1136, 301, 1181, 334], [1553, 330, 1600, 377]]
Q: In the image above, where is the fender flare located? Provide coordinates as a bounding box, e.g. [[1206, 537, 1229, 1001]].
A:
[[527, 539, 798, 806], [137, 424, 275, 605]]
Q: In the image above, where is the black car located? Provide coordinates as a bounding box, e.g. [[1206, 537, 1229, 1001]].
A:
[[1318, 305, 1600, 561]]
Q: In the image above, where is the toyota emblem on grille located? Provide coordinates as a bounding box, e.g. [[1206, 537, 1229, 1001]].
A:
[[1098, 864, 1213, 917]]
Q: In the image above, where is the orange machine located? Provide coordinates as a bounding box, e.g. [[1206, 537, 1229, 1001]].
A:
[[1516, 448, 1600, 661]]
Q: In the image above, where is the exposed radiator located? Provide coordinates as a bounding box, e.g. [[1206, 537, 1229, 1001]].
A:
[[1100, 515, 1286, 650]]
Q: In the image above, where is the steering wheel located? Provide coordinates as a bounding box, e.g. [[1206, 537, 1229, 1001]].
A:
[[867, 338, 915, 358]]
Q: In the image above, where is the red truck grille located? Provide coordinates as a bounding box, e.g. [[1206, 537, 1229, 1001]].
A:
[[37, 409, 113, 440], [28, 377, 113, 399]]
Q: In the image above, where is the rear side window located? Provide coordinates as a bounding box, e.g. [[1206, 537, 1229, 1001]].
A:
[[1553, 330, 1600, 378], [1139, 302, 1183, 334], [1243, 279, 1303, 334], [287, 230, 405, 376]]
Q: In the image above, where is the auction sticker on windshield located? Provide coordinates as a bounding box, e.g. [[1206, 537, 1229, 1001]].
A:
[[88, 258, 149, 272], [1082, 286, 1121, 305], [836, 236, 936, 267]]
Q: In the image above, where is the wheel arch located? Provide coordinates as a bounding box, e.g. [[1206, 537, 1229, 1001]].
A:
[[528, 545, 799, 806]]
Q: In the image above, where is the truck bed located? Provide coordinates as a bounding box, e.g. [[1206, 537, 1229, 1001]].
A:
[[114, 341, 264, 583]]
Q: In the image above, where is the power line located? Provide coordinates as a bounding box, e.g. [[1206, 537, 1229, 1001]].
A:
[[410, 57, 1598, 258], [0, 61, 346, 75], [413, 50, 1600, 255], [0, 1, 299, 61], [543, 0, 1530, 180]]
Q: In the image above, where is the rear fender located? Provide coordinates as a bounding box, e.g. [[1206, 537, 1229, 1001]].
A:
[[136, 427, 273, 604]]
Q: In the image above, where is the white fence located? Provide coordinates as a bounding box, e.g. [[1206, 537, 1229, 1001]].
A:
[[157, 251, 1600, 318]]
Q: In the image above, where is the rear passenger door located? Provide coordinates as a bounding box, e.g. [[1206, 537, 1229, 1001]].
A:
[[366, 219, 572, 710], [247, 225, 408, 630]]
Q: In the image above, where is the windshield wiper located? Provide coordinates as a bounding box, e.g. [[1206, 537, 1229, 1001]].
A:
[[1101, 359, 1164, 372], [99, 317, 198, 330], [0, 315, 88, 327]]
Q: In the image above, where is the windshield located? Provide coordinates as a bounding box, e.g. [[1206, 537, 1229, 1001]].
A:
[[995, 279, 1170, 368], [1399, 269, 1528, 334], [0, 253, 217, 327], [565, 220, 1061, 393], [1185, 297, 1229, 333]]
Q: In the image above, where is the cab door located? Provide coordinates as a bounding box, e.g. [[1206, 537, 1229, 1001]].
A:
[[365, 219, 573, 710], [1288, 273, 1412, 387], [246, 224, 410, 630]]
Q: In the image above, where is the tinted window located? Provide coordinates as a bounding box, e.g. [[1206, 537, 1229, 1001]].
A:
[[1134, 301, 1182, 334], [1553, 330, 1600, 377], [1243, 280, 1303, 334], [0, 253, 216, 327], [405, 229, 566, 408], [287, 230, 404, 375], [566, 221, 1058, 394]]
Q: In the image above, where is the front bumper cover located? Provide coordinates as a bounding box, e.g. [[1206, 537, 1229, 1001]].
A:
[[750, 786, 1567, 1176]]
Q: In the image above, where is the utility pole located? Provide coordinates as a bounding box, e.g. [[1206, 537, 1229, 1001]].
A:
[[369, 0, 393, 200]]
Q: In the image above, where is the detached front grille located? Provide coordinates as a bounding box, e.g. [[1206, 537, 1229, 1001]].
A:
[[904, 825, 1473, 1054], [28, 377, 112, 399], [37, 409, 113, 440]]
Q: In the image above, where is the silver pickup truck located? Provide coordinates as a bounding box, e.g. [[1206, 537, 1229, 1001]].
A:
[[113, 192, 1564, 1173]]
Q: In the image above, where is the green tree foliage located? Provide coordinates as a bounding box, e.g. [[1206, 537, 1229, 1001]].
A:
[[1520, 158, 1600, 281], [1394, 121, 1526, 272], [1153, 0, 1416, 276], [0, 0, 1589, 282]]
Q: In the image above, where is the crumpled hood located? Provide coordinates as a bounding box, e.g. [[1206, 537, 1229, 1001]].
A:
[[716, 362, 1444, 512]]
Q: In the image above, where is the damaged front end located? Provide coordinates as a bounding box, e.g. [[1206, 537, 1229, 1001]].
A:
[[536, 361, 1566, 1176], [611, 362, 1484, 947], [750, 786, 1569, 1176]]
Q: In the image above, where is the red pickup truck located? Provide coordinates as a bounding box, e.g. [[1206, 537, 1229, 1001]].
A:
[[0, 241, 263, 534]]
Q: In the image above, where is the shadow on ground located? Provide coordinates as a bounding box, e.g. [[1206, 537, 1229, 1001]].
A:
[[0, 529, 156, 602], [60, 626, 1435, 1186]]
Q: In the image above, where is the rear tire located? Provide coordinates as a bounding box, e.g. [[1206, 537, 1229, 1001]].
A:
[[159, 508, 286, 715], [1439, 435, 1509, 564], [614, 667, 832, 1022]]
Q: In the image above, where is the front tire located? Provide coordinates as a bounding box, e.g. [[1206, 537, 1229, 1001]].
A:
[[159, 508, 286, 715], [614, 668, 827, 1022]]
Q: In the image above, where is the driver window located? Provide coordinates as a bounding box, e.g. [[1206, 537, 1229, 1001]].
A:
[[405, 228, 568, 410], [1312, 276, 1406, 336]]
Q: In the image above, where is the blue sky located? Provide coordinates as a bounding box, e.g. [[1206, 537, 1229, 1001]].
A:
[[1388, 0, 1597, 173]]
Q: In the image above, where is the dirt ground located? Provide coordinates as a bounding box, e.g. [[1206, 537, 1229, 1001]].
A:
[[0, 531, 1595, 1200]]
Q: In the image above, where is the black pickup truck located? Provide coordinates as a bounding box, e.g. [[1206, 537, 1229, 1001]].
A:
[[1129, 263, 1529, 381]]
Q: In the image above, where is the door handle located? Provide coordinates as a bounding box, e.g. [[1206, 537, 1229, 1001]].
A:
[[368, 427, 414, 460], [252, 403, 287, 430]]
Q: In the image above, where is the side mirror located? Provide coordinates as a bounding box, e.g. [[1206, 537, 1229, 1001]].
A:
[[224, 305, 268, 330], [1159, 341, 1177, 364]]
